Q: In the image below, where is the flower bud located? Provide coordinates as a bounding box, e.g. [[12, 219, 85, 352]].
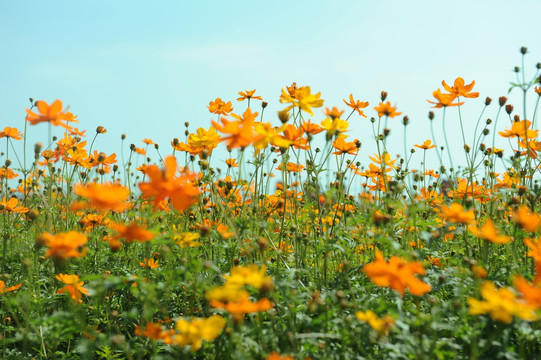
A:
[[520, 46, 528, 55], [96, 126, 107, 134], [380, 91, 388, 101], [402, 115, 409, 126], [499, 96, 507, 106], [485, 97, 492, 106], [505, 104, 514, 115], [428, 111, 435, 120]]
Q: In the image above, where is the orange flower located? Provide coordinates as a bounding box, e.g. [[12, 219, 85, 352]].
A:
[[142, 138, 154, 145], [56, 274, 90, 304], [276, 162, 304, 173], [0, 280, 22, 294], [414, 140, 436, 149], [301, 119, 324, 135], [332, 136, 360, 155], [515, 276, 541, 308], [237, 89, 263, 101], [343, 93, 369, 117], [208, 98, 233, 115], [41, 231, 88, 260], [211, 108, 257, 149], [138, 156, 200, 211], [222, 294, 273, 319], [0, 168, 19, 179], [498, 120, 538, 139], [469, 219, 512, 244], [25, 100, 77, 130], [439, 203, 475, 224], [324, 106, 345, 119], [374, 101, 402, 118], [72, 182, 130, 213], [0, 127, 23, 140], [524, 237, 541, 263], [442, 77, 479, 98], [110, 222, 155, 243], [0, 197, 29, 214], [363, 250, 431, 296], [282, 124, 309, 150], [225, 158, 239, 168], [427, 89, 464, 108], [513, 206, 541, 233], [266, 352, 294, 360], [139, 258, 160, 269]]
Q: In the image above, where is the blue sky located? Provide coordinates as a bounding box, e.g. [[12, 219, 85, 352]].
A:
[[1, 0, 540, 173]]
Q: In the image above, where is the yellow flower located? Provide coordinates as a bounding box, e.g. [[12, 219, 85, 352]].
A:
[[280, 85, 324, 116], [174, 232, 202, 248], [356, 310, 394, 336], [170, 315, 226, 351], [224, 264, 272, 289], [468, 281, 537, 323]]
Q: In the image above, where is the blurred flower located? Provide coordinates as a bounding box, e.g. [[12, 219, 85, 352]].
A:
[[468, 281, 537, 323], [208, 98, 233, 115], [110, 222, 154, 243], [25, 100, 78, 130], [237, 89, 263, 102], [0, 280, 21, 294], [0, 197, 29, 214], [414, 140, 436, 149], [356, 310, 395, 336], [41, 231, 88, 260], [439, 203, 475, 224], [139, 258, 160, 269], [72, 182, 130, 213], [363, 250, 431, 296], [469, 219, 512, 244]]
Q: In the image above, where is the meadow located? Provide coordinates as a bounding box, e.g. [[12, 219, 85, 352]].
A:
[[0, 47, 541, 359]]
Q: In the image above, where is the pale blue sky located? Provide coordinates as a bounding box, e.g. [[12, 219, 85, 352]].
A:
[[1, 0, 540, 173]]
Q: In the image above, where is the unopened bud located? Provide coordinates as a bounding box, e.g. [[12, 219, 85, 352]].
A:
[[96, 126, 107, 134], [34, 143, 42, 154], [505, 104, 514, 115], [262, 101, 268, 109], [428, 111, 435, 120], [402, 115, 409, 126], [499, 96, 507, 106], [380, 91, 388, 101], [485, 97, 492, 106], [520, 46, 528, 55]]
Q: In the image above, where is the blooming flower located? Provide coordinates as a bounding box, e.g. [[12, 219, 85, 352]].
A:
[[374, 101, 402, 118], [356, 310, 395, 336], [0, 197, 29, 214], [138, 156, 200, 211], [208, 98, 233, 115], [468, 219, 512, 244], [414, 140, 437, 149], [237, 89, 263, 102], [0, 127, 23, 140], [25, 100, 78, 130], [56, 273, 90, 304], [280, 85, 324, 116], [363, 250, 431, 296], [0, 280, 22, 294], [72, 182, 130, 213], [439, 203, 475, 224], [427, 89, 464, 108], [343, 93, 369, 117], [110, 222, 155, 243], [41, 231, 88, 260], [442, 77, 479, 98], [468, 281, 537, 323]]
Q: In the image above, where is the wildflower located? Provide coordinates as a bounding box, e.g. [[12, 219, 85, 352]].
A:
[[56, 273, 90, 304], [515, 276, 541, 308], [301, 119, 324, 135], [168, 315, 226, 351], [282, 124, 309, 150], [221, 294, 273, 320], [472, 265, 488, 279], [280, 85, 324, 116], [426, 255, 442, 268], [138, 156, 200, 211], [211, 108, 257, 148], [324, 106, 345, 119], [224, 264, 272, 289], [139, 258, 160, 269], [414, 140, 436, 149], [427, 89, 464, 108], [187, 127, 221, 152], [110, 222, 154, 243], [513, 206, 541, 233], [0, 168, 18, 179], [72, 182, 130, 213], [142, 138, 154, 145], [332, 136, 360, 155], [468, 281, 537, 323], [174, 232, 202, 248], [442, 77, 479, 98], [276, 162, 304, 173], [498, 120, 538, 139], [41, 231, 88, 260], [0, 280, 21, 294], [469, 219, 512, 244], [135, 322, 165, 340], [237, 89, 263, 102], [208, 98, 233, 115], [439, 203, 475, 224], [253, 123, 291, 150], [524, 237, 541, 263], [356, 310, 395, 336], [363, 250, 431, 296], [374, 101, 402, 118], [225, 158, 239, 168], [343, 93, 369, 117], [0, 127, 23, 140], [320, 118, 349, 137], [266, 352, 294, 360], [0, 197, 29, 214], [25, 100, 77, 130]]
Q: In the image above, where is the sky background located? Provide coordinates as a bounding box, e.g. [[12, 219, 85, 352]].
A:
[[1, 0, 540, 174]]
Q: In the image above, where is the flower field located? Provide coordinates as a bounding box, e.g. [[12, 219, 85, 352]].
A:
[[1, 48, 541, 359]]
